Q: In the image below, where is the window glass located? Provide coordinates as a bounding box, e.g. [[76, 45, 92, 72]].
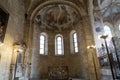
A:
[[55, 35, 64, 55], [40, 35, 45, 54], [104, 25, 112, 44], [73, 33, 78, 53]]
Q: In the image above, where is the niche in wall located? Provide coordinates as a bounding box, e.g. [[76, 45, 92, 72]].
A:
[[0, 8, 9, 43]]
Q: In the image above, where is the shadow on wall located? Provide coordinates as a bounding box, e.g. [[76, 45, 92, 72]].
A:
[[0, 8, 9, 43]]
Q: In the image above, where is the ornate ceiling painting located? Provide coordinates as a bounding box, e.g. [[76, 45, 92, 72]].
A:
[[34, 4, 81, 31]]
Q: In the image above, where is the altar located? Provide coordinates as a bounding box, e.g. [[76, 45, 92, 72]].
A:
[[48, 66, 69, 80]]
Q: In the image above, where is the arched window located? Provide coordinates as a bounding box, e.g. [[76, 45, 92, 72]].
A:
[[70, 30, 78, 54], [39, 33, 48, 55], [73, 32, 78, 53], [104, 25, 112, 46], [104, 25, 112, 44], [55, 34, 64, 55], [119, 24, 120, 30]]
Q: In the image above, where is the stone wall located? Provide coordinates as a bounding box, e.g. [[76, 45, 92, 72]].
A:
[[30, 24, 86, 79], [0, 0, 25, 80], [0, 0, 102, 80]]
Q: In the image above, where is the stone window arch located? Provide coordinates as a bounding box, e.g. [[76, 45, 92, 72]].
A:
[[70, 30, 78, 54], [55, 34, 64, 55], [104, 25, 112, 45], [119, 24, 120, 31], [39, 32, 48, 55]]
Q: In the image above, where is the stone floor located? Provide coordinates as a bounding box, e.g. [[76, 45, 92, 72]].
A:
[[102, 75, 113, 80], [101, 75, 120, 80]]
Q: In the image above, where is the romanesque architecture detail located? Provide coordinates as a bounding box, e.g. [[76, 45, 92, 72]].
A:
[[0, 0, 119, 80]]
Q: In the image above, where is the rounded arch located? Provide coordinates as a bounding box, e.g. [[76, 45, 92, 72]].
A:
[[103, 22, 113, 45], [103, 22, 113, 28], [30, 0, 86, 21], [70, 30, 76, 35], [104, 25, 112, 37], [40, 32, 48, 38], [115, 19, 120, 30], [55, 34, 64, 55], [70, 30, 78, 54], [114, 19, 120, 37], [55, 34, 63, 39], [103, 22, 114, 35], [39, 32, 48, 55]]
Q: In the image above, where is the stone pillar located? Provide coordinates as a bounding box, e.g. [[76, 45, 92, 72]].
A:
[[81, 16, 101, 80], [25, 20, 35, 80], [30, 22, 42, 80], [23, 17, 30, 79], [9, 47, 18, 80]]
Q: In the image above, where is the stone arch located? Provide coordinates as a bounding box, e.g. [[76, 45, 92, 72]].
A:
[[55, 34, 64, 55], [70, 30, 77, 54], [28, 0, 87, 46], [39, 32, 48, 55], [103, 22, 114, 36], [115, 19, 120, 30], [114, 19, 120, 37], [28, 1, 93, 80], [28, 0, 88, 56], [30, 0, 86, 21]]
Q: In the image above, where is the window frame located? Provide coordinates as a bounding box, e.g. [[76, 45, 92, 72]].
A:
[[55, 34, 64, 56], [119, 24, 120, 31], [73, 32, 78, 53], [70, 30, 79, 54], [39, 33, 48, 55]]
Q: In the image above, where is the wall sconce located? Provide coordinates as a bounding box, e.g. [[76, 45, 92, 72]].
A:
[[87, 45, 96, 49]]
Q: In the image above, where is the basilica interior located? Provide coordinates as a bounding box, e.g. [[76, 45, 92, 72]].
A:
[[0, 0, 120, 80]]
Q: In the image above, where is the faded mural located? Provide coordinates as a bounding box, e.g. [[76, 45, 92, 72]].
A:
[[34, 5, 81, 31]]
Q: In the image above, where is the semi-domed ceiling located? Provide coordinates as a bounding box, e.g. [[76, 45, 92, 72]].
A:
[[34, 4, 81, 31]]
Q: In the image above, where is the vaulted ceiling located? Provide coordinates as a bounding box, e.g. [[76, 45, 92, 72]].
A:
[[100, 0, 120, 18], [23, 0, 88, 31], [24, 0, 88, 17], [34, 4, 81, 31]]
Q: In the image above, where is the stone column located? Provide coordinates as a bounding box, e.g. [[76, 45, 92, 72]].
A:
[[23, 18, 29, 79], [9, 48, 17, 80], [24, 19, 33, 79], [81, 16, 101, 80]]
